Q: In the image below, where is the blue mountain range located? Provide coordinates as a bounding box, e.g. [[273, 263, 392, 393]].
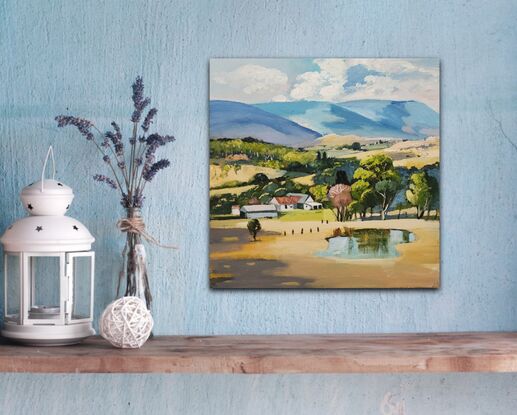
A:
[[210, 100, 321, 147], [210, 99, 439, 147], [338, 99, 439, 138]]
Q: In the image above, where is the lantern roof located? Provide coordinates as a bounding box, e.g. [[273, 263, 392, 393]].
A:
[[21, 179, 75, 216], [1, 216, 94, 252], [21, 179, 73, 196], [1, 146, 94, 252]]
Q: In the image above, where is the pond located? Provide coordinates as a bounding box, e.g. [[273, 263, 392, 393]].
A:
[[317, 228, 415, 260]]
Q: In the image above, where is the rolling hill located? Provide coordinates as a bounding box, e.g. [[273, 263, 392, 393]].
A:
[[210, 100, 321, 147]]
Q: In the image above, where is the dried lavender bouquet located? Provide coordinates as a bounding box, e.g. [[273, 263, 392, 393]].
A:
[[56, 76, 175, 309]]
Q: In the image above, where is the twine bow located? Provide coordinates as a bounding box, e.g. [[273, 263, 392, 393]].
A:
[[117, 216, 178, 249]]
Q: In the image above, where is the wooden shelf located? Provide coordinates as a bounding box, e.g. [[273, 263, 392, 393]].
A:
[[1, 332, 516, 373]]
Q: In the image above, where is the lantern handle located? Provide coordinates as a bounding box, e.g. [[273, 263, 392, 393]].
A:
[[40, 145, 56, 192]]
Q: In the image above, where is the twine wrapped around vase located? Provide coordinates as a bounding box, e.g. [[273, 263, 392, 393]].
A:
[[116, 208, 177, 309]]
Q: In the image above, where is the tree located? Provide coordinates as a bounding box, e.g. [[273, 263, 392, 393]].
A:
[[335, 170, 351, 185], [328, 184, 352, 222], [247, 219, 262, 241], [253, 173, 269, 185], [273, 187, 287, 196], [406, 171, 437, 219], [348, 200, 364, 220], [351, 142, 361, 151], [427, 175, 439, 219], [309, 184, 329, 203], [394, 201, 409, 219], [375, 178, 401, 220], [352, 154, 401, 220], [258, 193, 271, 204], [351, 180, 376, 220], [262, 182, 279, 195]]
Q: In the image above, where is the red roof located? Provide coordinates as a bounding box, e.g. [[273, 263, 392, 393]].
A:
[[273, 196, 300, 204]]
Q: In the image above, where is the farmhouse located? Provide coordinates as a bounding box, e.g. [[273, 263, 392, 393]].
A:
[[286, 193, 323, 210], [240, 204, 278, 219], [231, 205, 240, 216], [270, 196, 300, 212]]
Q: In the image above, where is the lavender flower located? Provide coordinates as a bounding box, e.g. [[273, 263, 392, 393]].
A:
[[106, 121, 124, 156], [142, 159, 170, 182], [132, 191, 145, 207], [111, 122, 122, 142], [55, 116, 94, 140], [145, 133, 175, 159], [141, 108, 157, 132], [131, 76, 150, 122], [103, 155, 110, 163], [120, 192, 144, 208], [120, 193, 131, 208], [132, 76, 144, 108], [93, 174, 118, 189]]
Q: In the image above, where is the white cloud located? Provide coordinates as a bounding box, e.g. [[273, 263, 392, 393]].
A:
[[272, 95, 288, 102], [211, 64, 289, 103], [289, 59, 439, 110]]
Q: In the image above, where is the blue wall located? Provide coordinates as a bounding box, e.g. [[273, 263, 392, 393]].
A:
[[0, 0, 516, 413]]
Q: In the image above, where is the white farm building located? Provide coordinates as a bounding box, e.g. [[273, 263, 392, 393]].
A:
[[240, 204, 278, 219], [286, 193, 323, 210]]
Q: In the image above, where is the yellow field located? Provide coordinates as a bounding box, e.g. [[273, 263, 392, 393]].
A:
[[210, 164, 285, 188], [292, 173, 315, 186], [338, 136, 440, 168], [210, 184, 256, 196]]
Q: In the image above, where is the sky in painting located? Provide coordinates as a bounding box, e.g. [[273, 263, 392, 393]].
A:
[[210, 58, 440, 111]]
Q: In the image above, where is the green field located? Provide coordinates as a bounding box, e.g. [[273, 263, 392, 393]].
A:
[[278, 209, 335, 222]]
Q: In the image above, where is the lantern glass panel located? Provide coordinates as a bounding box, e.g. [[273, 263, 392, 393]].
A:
[[70, 254, 93, 321], [5, 254, 21, 322], [28, 255, 62, 321]]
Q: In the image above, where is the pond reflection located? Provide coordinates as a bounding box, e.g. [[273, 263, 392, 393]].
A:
[[317, 228, 415, 260]]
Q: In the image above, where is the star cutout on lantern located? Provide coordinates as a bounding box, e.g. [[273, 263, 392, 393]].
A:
[[73, 225, 79, 231], [36, 226, 43, 232], [28, 204, 33, 210]]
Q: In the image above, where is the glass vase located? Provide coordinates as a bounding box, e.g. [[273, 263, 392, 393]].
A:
[[120, 207, 152, 309]]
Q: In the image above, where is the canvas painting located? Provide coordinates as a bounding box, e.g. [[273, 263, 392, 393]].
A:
[[209, 58, 440, 289]]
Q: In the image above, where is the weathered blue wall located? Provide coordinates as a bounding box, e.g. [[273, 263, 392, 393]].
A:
[[0, 0, 516, 413]]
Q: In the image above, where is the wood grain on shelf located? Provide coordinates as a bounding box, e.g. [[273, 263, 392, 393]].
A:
[[0, 332, 516, 374]]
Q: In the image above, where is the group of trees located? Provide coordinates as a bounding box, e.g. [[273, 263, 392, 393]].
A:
[[325, 154, 439, 222], [210, 138, 319, 171], [350, 154, 402, 221], [210, 139, 342, 174], [406, 171, 439, 219]]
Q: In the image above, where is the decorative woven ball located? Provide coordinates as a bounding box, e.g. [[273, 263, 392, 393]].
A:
[[100, 296, 154, 349]]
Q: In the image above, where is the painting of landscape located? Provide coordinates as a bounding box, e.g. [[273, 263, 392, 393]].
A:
[[209, 58, 440, 288]]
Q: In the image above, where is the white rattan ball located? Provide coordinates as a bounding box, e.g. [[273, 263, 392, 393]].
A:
[[100, 296, 154, 349]]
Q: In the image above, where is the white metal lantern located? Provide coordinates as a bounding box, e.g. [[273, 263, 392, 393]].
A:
[[1, 147, 95, 345]]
